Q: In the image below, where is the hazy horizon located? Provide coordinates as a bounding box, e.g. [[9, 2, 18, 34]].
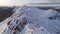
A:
[[0, 0, 60, 6]]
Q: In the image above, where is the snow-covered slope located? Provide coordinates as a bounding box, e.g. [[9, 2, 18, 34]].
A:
[[1, 6, 60, 34]]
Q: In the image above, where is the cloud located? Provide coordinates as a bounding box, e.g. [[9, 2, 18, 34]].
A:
[[0, 0, 60, 6], [0, 0, 26, 6]]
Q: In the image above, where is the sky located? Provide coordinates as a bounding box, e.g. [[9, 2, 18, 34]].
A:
[[0, 0, 60, 6], [0, 0, 31, 6]]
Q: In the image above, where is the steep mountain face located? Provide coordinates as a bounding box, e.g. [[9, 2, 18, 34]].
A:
[[3, 6, 30, 34], [2, 6, 60, 34]]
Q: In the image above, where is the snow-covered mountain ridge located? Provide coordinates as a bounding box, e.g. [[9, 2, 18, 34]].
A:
[[1, 6, 60, 34]]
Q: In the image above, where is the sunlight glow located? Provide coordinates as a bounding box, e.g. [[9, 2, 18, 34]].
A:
[[0, 0, 24, 6]]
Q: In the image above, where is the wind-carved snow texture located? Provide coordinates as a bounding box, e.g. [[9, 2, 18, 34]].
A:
[[3, 6, 30, 34], [3, 6, 60, 34]]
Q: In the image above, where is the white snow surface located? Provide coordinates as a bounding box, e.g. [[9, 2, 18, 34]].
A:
[[0, 6, 60, 34]]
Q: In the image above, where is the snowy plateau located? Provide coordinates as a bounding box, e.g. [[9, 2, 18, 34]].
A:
[[0, 6, 60, 34]]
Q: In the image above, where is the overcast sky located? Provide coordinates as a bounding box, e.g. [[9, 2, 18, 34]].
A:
[[0, 0, 60, 6], [0, 0, 31, 6]]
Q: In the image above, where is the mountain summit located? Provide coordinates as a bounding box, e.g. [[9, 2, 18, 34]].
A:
[[3, 5, 60, 34]]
